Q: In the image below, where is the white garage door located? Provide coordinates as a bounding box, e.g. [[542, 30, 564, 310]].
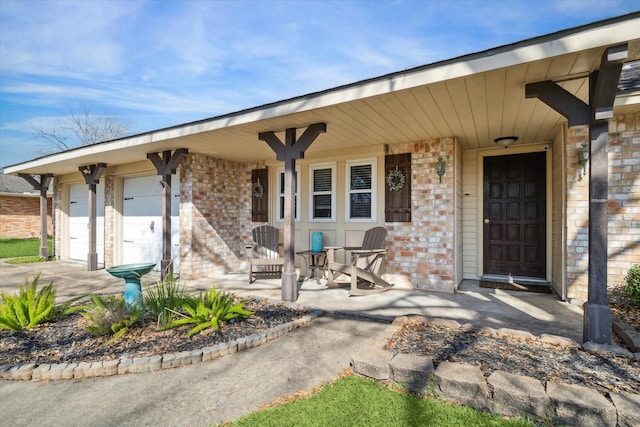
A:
[[123, 175, 180, 273], [69, 183, 105, 263]]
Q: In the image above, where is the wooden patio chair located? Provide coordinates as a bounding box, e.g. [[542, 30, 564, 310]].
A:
[[246, 225, 284, 283], [326, 226, 393, 296]]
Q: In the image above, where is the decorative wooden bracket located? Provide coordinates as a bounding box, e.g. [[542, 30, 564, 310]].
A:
[[259, 123, 327, 161], [147, 148, 188, 176], [79, 163, 107, 185], [18, 173, 53, 193], [525, 44, 628, 126]]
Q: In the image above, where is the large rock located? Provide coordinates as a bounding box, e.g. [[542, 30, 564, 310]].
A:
[[547, 380, 616, 427], [433, 362, 492, 412], [610, 391, 640, 427], [389, 353, 434, 392], [488, 371, 550, 420], [350, 346, 393, 380]]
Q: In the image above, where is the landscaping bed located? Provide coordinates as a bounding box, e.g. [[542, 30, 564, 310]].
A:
[[0, 297, 309, 367], [384, 304, 640, 396]]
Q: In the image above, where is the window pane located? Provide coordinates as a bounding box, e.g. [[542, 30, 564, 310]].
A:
[[313, 194, 332, 218], [279, 196, 298, 219], [279, 197, 284, 219], [350, 164, 371, 190], [280, 171, 297, 193], [313, 168, 332, 192], [350, 193, 371, 218]]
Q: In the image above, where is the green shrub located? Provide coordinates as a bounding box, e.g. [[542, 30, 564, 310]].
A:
[[0, 274, 86, 330], [82, 294, 141, 343], [623, 264, 640, 307], [144, 273, 190, 327], [163, 288, 253, 337]]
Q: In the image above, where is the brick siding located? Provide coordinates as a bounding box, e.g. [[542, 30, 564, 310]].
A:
[[179, 153, 261, 279], [0, 195, 52, 238], [565, 113, 640, 301], [385, 138, 456, 292]]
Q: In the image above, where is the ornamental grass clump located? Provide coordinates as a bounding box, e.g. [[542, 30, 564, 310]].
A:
[[163, 288, 253, 337], [144, 273, 190, 328], [0, 274, 86, 331], [82, 294, 141, 343]]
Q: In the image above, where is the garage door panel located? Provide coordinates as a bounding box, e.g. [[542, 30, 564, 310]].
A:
[[69, 183, 105, 263], [123, 175, 180, 273]]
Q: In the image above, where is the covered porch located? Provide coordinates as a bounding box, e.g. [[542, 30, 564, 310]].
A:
[[4, 14, 639, 345]]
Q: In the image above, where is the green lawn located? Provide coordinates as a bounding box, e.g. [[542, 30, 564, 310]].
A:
[[226, 375, 533, 427], [0, 237, 53, 262]]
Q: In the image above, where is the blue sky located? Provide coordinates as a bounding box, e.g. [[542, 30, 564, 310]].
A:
[[1, 0, 639, 169]]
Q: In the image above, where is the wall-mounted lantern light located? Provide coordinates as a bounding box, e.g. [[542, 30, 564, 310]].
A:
[[436, 156, 446, 183], [577, 142, 589, 176]]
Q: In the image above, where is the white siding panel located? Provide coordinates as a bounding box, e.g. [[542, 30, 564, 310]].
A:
[[461, 149, 478, 279]]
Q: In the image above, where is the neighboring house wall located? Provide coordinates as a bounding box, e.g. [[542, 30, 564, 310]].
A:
[[0, 194, 52, 238], [565, 112, 640, 301]]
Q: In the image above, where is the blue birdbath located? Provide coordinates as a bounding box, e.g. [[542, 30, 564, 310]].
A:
[[106, 263, 156, 310]]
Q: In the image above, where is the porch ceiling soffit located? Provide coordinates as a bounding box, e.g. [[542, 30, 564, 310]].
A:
[[5, 15, 639, 177]]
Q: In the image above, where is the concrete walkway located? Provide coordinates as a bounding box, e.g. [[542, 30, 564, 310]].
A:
[[0, 261, 584, 426]]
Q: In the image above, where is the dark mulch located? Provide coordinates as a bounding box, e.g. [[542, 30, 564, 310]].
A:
[[0, 297, 309, 367], [385, 303, 640, 396]]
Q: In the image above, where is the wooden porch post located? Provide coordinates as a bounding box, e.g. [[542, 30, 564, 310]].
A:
[[18, 173, 53, 259], [79, 164, 106, 270], [259, 123, 327, 301], [525, 44, 627, 344], [147, 148, 188, 280]]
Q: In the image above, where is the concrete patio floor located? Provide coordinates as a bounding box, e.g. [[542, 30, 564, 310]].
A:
[[0, 260, 584, 342]]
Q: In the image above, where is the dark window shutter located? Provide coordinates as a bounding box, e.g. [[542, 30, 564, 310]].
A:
[[251, 168, 268, 222], [385, 153, 411, 222]]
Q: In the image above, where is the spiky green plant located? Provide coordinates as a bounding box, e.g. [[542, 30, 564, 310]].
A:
[[144, 273, 190, 328], [0, 274, 87, 331], [82, 294, 141, 343], [163, 288, 253, 337]]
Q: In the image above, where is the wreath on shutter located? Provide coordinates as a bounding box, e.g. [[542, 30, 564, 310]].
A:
[[252, 180, 264, 199], [386, 167, 405, 191]]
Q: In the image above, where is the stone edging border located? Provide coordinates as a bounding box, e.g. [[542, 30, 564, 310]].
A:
[[1, 300, 323, 382], [350, 315, 640, 427]]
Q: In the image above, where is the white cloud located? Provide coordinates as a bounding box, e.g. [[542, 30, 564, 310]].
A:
[[0, 0, 139, 77]]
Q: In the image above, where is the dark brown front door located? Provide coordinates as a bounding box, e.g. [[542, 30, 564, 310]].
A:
[[483, 152, 546, 278]]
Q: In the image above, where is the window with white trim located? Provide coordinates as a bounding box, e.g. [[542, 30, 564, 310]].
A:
[[346, 159, 376, 221], [277, 168, 300, 222], [310, 163, 335, 221]]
